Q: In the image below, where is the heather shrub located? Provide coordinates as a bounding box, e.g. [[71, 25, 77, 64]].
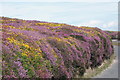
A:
[[1, 17, 114, 78]]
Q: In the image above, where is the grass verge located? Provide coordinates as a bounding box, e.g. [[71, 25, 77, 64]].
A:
[[81, 54, 116, 79], [112, 41, 120, 46]]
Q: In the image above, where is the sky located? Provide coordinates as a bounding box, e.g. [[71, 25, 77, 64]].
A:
[[0, 1, 119, 31], [0, 0, 119, 2]]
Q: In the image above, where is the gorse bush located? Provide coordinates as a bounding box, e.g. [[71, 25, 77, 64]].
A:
[[1, 17, 114, 78]]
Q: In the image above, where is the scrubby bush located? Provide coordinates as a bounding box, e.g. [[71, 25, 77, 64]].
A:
[[1, 17, 114, 78]]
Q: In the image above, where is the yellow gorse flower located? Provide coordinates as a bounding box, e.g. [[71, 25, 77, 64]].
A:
[[23, 44, 30, 48], [37, 53, 41, 55], [7, 37, 15, 43], [55, 37, 61, 41], [36, 23, 65, 27], [22, 53, 28, 56]]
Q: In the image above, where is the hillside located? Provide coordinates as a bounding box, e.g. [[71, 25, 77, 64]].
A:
[[1, 17, 114, 78], [104, 31, 120, 40]]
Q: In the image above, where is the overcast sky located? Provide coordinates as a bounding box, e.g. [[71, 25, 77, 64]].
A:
[[0, 1, 118, 31], [0, 0, 119, 2]]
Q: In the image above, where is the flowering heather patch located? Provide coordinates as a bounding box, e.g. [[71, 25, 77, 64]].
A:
[[104, 31, 120, 40], [1, 17, 114, 78]]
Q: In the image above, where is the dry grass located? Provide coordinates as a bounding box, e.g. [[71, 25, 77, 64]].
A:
[[112, 41, 120, 46]]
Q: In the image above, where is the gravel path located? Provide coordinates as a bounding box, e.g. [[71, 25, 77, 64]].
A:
[[93, 40, 119, 78]]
